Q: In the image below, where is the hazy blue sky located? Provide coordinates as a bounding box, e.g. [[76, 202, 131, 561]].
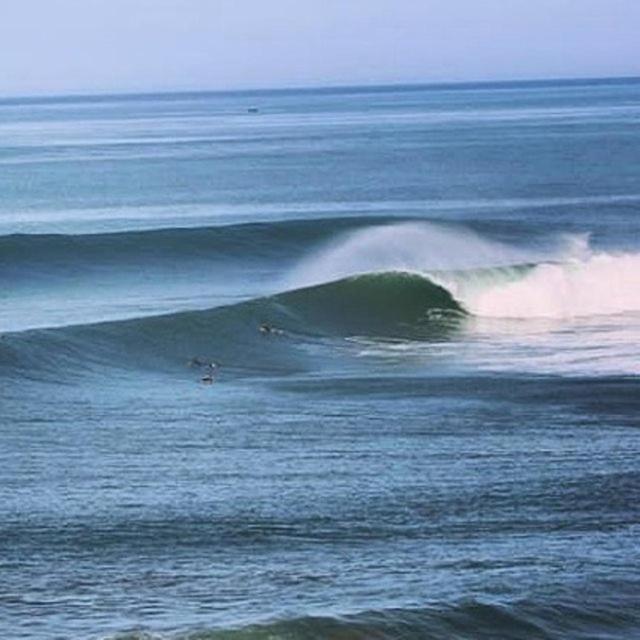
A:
[[1, 0, 639, 96]]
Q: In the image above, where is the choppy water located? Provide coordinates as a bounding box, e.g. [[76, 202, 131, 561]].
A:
[[1, 79, 640, 639]]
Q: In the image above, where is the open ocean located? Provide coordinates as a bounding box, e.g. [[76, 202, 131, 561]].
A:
[[1, 78, 640, 639]]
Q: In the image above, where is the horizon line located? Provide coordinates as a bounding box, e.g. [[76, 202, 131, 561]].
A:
[[1, 73, 639, 104]]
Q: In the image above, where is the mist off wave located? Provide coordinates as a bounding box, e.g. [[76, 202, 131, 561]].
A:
[[290, 222, 640, 320]]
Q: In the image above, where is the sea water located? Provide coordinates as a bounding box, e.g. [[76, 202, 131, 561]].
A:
[[1, 79, 640, 639]]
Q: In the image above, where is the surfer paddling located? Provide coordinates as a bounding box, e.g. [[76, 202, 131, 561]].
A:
[[187, 358, 219, 383], [259, 323, 284, 336], [201, 362, 218, 384]]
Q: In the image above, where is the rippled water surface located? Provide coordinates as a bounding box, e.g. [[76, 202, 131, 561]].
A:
[[1, 79, 640, 639]]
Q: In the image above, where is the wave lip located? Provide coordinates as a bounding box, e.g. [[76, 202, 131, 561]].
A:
[[277, 271, 464, 337]]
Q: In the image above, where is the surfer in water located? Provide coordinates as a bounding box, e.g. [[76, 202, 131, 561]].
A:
[[188, 358, 218, 383], [200, 362, 218, 384], [259, 323, 284, 336]]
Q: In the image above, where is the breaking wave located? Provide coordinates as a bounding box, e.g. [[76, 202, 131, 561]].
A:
[[2, 221, 639, 381], [290, 222, 640, 320]]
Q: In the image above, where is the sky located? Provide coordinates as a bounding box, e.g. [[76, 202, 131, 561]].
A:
[[1, 0, 639, 97]]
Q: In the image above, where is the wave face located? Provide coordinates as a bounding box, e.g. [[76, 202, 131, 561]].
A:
[[0, 271, 464, 382], [277, 271, 463, 334]]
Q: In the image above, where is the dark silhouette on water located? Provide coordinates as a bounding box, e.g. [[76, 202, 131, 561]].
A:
[[188, 358, 218, 383], [259, 323, 284, 336], [201, 362, 218, 384]]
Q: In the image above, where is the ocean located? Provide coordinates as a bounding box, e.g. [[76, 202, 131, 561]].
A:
[[1, 78, 640, 639]]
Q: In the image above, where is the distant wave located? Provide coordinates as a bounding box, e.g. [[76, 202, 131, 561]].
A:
[[1, 193, 639, 236], [0, 218, 359, 279]]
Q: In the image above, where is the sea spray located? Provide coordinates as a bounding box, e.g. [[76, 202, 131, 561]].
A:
[[287, 221, 570, 289]]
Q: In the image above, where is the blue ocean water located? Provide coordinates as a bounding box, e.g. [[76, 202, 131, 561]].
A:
[[1, 79, 640, 639]]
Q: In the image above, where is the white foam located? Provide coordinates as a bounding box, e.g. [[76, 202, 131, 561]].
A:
[[452, 251, 640, 319]]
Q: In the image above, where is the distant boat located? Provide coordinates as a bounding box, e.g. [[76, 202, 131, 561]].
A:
[[247, 107, 259, 114]]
